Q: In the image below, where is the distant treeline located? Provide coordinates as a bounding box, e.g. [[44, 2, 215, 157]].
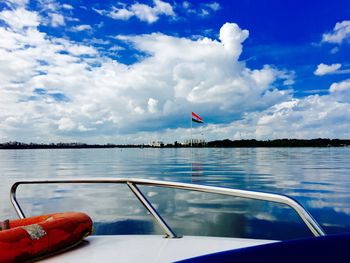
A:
[[0, 142, 138, 149], [1, 138, 350, 149], [207, 138, 350, 147]]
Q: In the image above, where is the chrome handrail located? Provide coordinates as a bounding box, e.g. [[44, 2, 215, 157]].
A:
[[10, 178, 326, 238]]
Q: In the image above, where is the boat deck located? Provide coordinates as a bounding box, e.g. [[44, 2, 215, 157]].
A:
[[41, 235, 276, 262]]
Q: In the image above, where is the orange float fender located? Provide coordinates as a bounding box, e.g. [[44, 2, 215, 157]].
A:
[[0, 212, 93, 263]]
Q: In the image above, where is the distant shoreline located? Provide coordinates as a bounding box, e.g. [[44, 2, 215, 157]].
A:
[[1, 139, 350, 149]]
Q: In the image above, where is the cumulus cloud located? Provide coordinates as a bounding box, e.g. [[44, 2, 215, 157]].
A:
[[94, 0, 175, 24], [58, 117, 76, 131], [227, 80, 350, 140], [147, 98, 159, 114], [314, 63, 350, 76], [1, 5, 350, 143], [0, 8, 40, 30], [71, 24, 93, 32], [144, 88, 350, 141], [4, 0, 28, 7], [314, 63, 342, 76], [219, 22, 249, 59], [117, 25, 291, 117], [322, 21, 350, 44], [34, 0, 78, 28], [100, 7, 134, 20], [37, 0, 63, 12], [62, 4, 73, 10], [330, 79, 350, 93], [47, 13, 65, 27], [0, 7, 293, 143], [253, 95, 350, 139], [185, 1, 221, 18]]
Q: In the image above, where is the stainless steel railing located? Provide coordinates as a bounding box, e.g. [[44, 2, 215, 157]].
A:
[[10, 178, 326, 238]]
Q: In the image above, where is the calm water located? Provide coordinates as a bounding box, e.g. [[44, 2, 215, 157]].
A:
[[1, 148, 350, 240]]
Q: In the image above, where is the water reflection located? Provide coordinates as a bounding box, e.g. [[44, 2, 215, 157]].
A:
[[1, 148, 350, 240], [191, 163, 203, 182]]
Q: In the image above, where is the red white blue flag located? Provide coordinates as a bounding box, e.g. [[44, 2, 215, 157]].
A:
[[192, 112, 203, 123]]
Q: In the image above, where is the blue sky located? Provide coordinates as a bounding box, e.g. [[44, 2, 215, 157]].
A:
[[0, 0, 350, 143]]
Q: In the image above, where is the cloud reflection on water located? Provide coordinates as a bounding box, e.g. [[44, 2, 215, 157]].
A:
[[1, 148, 350, 240]]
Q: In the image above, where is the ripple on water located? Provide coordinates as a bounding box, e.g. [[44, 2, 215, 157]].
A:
[[1, 148, 350, 239]]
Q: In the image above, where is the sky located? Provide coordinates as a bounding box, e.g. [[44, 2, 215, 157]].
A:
[[0, 0, 350, 144]]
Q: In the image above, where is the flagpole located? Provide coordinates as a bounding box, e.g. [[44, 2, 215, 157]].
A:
[[190, 112, 192, 147], [190, 113, 193, 182]]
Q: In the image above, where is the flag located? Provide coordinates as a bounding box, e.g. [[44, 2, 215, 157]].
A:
[[192, 112, 203, 123]]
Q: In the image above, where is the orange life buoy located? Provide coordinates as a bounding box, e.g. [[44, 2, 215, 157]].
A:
[[0, 212, 93, 263]]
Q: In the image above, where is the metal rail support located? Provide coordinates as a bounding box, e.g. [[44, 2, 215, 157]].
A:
[[127, 182, 178, 238], [10, 178, 326, 238]]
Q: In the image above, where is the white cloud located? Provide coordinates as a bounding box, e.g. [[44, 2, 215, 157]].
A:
[[107, 7, 134, 20], [48, 13, 65, 27], [205, 2, 221, 11], [185, 1, 220, 17], [137, 89, 350, 141], [71, 24, 93, 32], [314, 63, 342, 76], [62, 4, 73, 10], [86, 38, 111, 45], [252, 95, 350, 139], [66, 44, 97, 56], [0, 14, 289, 142], [32, 0, 77, 27], [131, 3, 158, 24], [314, 63, 350, 76], [37, 0, 61, 12], [0, 8, 40, 30], [153, 0, 174, 16], [219, 22, 249, 59], [118, 24, 291, 115], [329, 79, 350, 93], [199, 9, 209, 17], [1, 7, 350, 143], [4, 0, 28, 7], [94, 0, 175, 24], [58, 117, 76, 131], [182, 1, 191, 9], [148, 98, 159, 113], [322, 21, 350, 44]]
